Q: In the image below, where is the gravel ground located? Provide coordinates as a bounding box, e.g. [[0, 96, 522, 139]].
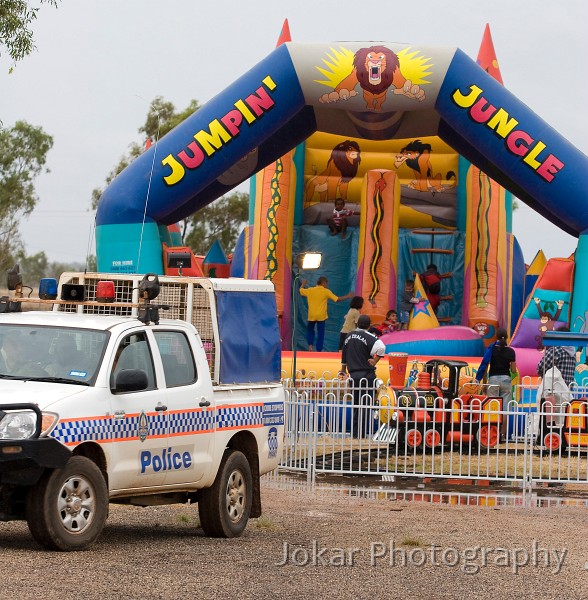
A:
[[1, 478, 587, 600]]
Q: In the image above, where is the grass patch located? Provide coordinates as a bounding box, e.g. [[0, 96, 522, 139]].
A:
[[389, 449, 588, 480], [290, 435, 588, 481], [400, 537, 426, 548], [177, 514, 194, 524], [255, 516, 279, 530]]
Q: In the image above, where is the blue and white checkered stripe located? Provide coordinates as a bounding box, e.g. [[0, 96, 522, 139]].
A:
[[50, 403, 273, 446], [51, 418, 111, 445], [169, 410, 215, 434], [112, 413, 167, 439], [216, 405, 263, 430]]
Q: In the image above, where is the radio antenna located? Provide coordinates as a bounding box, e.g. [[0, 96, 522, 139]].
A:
[[137, 98, 162, 273]]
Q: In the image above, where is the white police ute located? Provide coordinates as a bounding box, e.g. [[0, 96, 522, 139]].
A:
[[0, 274, 285, 550]]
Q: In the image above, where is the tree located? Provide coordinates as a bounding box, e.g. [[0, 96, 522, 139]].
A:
[[91, 96, 200, 210], [0, 0, 60, 68], [184, 192, 249, 255], [0, 120, 53, 272], [2, 248, 87, 289], [93, 96, 249, 255]]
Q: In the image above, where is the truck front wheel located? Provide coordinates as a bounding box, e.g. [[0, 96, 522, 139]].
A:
[[198, 450, 252, 538], [25, 456, 108, 551]]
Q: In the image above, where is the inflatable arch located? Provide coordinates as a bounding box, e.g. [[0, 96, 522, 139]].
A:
[[96, 41, 588, 340]]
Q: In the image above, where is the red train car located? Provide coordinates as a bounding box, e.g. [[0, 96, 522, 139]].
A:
[[379, 359, 503, 452]]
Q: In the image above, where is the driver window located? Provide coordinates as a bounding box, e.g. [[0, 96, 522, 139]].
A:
[[112, 332, 155, 390], [154, 331, 197, 387]]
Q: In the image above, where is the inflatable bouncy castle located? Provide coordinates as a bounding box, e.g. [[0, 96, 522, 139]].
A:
[[94, 24, 588, 374]]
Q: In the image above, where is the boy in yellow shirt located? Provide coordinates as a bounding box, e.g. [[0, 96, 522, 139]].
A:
[[300, 277, 353, 351]]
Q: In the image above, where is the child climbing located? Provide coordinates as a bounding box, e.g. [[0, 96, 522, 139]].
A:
[[398, 279, 418, 329], [420, 264, 442, 313], [327, 198, 358, 240], [339, 296, 364, 350]]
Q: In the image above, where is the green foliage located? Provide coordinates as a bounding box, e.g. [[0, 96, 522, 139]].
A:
[[0, 0, 60, 68], [91, 96, 200, 210], [86, 254, 97, 272], [0, 120, 53, 219], [0, 247, 86, 290], [12, 249, 84, 285], [93, 95, 249, 256], [184, 192, 249, 255], [140, 96, 200, 140], [13, 249, 47, 283], [0, 236, 21, 275], [0, 120, 53, 272], [255, 516, 279, 530], [400, 537, 426, 548]]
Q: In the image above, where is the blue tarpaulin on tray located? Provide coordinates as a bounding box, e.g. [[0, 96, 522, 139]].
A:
[[216, 290, 281, 384]]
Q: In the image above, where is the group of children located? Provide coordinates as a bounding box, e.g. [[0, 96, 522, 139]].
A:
[[338, 279, 419, 350], [302, 196, 444, 352]]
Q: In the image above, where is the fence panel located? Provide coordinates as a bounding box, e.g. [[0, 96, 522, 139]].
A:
[[280, 378, 588, 490]]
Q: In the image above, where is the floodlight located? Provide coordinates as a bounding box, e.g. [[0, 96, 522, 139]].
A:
[[296, 252, 322, 271], [167, 251, 191, 276]]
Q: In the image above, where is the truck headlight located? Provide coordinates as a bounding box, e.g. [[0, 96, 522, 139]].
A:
[[0, 410, 58, 440], [0, 411, 37, 440]]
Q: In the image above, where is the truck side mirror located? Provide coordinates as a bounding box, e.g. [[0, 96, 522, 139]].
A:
[[113, 369, 149, 393]]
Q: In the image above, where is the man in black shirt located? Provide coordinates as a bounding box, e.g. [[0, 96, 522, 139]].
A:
[[340, 315, 386, 438]]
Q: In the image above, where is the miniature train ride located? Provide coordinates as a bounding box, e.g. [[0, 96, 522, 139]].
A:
[[537, 397, 588, 453], [378, 358, 504, 452], [533, 330, 588, 453]]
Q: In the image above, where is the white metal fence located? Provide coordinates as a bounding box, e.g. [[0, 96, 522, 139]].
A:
[[280, 377, 588, 493]]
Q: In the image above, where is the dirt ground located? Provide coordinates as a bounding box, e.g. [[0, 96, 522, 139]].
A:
[[1, 476, 587, 600]]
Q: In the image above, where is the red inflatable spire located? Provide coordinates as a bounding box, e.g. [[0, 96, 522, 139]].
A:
[[276, 19, 291, 47], [477, 23, 504, 84]]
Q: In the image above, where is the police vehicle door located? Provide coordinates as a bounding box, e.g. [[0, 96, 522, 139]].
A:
[[151, 328, 214, 485], [107, 331, 168, 491]]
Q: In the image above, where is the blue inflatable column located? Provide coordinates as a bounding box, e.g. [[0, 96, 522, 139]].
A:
[[570, 231, 586, 332]]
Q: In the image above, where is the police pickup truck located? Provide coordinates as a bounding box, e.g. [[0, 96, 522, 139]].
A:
[[0, 274, 285, 550]]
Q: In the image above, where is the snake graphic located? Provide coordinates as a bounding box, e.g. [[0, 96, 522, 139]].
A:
[[264, 159, 283, 281], [368, 173, 386, 306], [474, 171, 491, 307]]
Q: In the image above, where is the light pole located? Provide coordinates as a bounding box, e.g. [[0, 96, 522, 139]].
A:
[[291, 252, 322, 383]]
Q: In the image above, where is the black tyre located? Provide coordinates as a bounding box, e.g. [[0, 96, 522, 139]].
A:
[[198, 450, 252, 538], [26, 456, 108, 551]]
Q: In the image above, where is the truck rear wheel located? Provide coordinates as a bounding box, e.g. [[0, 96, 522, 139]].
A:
[[25, 456, 108, 551], [198, 450, 252, 538]]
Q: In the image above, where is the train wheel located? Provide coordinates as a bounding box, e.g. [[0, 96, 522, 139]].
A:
[[543, 432, 562, 453], [424, 428, 441, 450], [405, 428, 423, 451], [477, 425, 499, 449]]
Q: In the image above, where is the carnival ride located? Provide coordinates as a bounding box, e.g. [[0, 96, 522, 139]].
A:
[[536, 331, 588, 453], [94, 23, 588, 379], [378, 358, 504, 452]]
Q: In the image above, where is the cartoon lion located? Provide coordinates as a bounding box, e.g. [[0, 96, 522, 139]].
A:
[[394, 139, 456, 193], [305, 140, 361, 202], [319, 46, 425, 111]]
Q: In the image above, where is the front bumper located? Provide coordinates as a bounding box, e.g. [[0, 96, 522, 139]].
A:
[[0, 437, 72, 485]]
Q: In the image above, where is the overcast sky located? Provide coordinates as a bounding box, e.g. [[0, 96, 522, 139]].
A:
[[1, 0, 586, 265]]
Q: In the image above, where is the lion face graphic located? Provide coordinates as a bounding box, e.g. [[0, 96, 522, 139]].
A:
[[318, 45, 427, 111], [354, 46, 399, 97]]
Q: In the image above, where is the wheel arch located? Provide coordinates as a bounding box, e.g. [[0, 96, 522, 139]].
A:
[[72, 442, 109, 490], [226, 431, 261, 518]]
